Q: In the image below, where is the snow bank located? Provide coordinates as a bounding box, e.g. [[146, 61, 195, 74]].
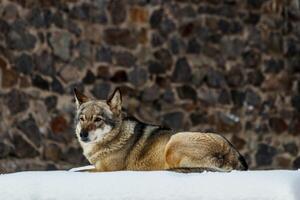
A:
[[0, 167, 299, 200]]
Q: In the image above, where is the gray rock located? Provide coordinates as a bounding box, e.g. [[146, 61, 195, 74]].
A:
[[162, 112, 184, 130], [256, 144, 277, 166], [34, 51, 55, 76], [176, 85, 197, 101], [245, 88, 261, 107], [172, 57, 192, 83], [91, 82, 111, 99], [128, 67, 148, 86], [142, 85, 160, 102], [49, 31, 72, 61], [96, 46, 112, 63], [4, 89, 29, 114], [16, 115, 42, 148], [6, 30, 36, 50], [15, 53, 34, 75], [11, 132, 39, 158]]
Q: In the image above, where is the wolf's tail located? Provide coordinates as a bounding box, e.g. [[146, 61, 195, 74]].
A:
[[168, 167, 229, 173]]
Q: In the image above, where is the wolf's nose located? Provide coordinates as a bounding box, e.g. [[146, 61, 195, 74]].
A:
[[80, 131, 89, 139]]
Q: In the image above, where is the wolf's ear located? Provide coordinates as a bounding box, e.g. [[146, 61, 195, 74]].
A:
[[107, 88, 122, 113], [74, 88, 89, 108]]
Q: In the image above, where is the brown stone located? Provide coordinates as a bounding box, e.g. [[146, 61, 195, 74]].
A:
[[1, 67, 19, 88], [19, 76, 31, 88], [44, 143, 62, 161], [0, 57, 7, 68], [130, 7, 149, 24], [104, 28, 138, 49], [138, 28, 148, 45], [97, 66, 111, 80], [276, 155, 292, 168], [269, 117, 287, 134], [50, 116, 68, 134]]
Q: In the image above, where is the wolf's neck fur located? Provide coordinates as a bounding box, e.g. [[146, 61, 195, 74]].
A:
[[82, 118, 142, 164]]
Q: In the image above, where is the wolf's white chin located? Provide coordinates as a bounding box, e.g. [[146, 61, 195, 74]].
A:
[[92, 126, 112, 142]]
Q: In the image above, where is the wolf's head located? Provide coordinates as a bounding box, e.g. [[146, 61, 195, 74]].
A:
[[74, 88, 122, 144]]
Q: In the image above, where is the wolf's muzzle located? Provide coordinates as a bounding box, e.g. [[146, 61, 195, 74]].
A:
[[80, 130, 89, 142]]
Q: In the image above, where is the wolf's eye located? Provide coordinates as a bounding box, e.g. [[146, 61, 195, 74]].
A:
[[79, 116, 85, 121], [94, 117, 102, 122]]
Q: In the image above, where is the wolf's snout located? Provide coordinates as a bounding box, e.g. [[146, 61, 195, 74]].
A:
[[80, 130, 89, 141]]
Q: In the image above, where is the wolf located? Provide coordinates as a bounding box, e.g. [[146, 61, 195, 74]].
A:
[[73, 88, 248, 172]]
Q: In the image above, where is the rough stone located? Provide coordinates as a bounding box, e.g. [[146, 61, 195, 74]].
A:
[[289, 116, 300, 135], [34, 51, 55, 76], [218, 89, 231, 105], [11, 133, 39, 158], [245, 88, 261, 107], [104, 28, 138, 49], [16, 116, 42, 148], [190, 112, 208, 125], [148, 61, 165, 74], [150, 8, 163, 29], [0, 142, 11, 158], [110, 70, 127, 83], [187, 38, 201, 54], [49, 31, 72, 61], [51, 77, 64, 94], [129, 6, 148, 23], [91, 82, 111, 99], [226, 68, 244, 87], [269, 117, 288, 134], [284, 142, 298, 156], [176, 85, 197, 101], [264, 59, 284, 74], [128, 67, 148, 87], [97, 66, 111, 80], [206, 69, 226, 88], [96, 46, 112, 63], [172, 58, 192, 83], [162, 89, 175, 103], [162, 112, 184, 130], [108, 0, 127, 25], [44, 95, 57, 111], [32, 74, 49, 90], [151, 32, 164, 47], [153, 48, 172, 70], [142, 85, 160, 102], [1, 67, 19, 88], [43, 143, 62, 161], [15, 53, 34, 75], [231, 90, 245, 107], [114, 51, 136, 67], [256, 144, 277, 166], [242, 49, 261, 68], [83, 70, 96, 84], [4, 89, 29, 114], [6, 30, 36, 50], [247, 70, 265, 86], [291, 95, 300, 112]]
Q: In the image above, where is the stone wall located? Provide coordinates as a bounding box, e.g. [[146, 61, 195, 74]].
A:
[[0, 0, 299, 172]]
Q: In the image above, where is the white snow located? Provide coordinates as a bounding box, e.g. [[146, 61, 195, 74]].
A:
[[0, 167, 299, 200]]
